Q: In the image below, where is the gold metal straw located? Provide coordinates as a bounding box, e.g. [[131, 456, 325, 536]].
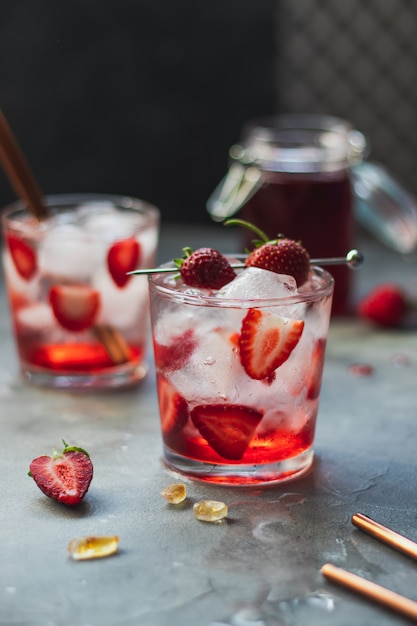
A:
[[352, 512, 417, 560], [321, 563, 417, 621]]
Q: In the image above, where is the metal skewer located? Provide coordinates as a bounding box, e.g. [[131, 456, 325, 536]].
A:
[[128, 248, 364, 275]]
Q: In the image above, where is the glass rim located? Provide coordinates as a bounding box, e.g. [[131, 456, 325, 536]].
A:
[[2, 192, 160, 233], [149, 262, 334, 308]]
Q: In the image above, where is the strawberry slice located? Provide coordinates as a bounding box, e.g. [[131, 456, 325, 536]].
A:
[[29, 440, 93, 505], [190, 403, 263, 460], [6, 233, 37, 280], [153, 329, 196, 371], [239, 308, 304, 380], [49, 284, 100, 332], [306, 338, 327, 400], [107, 237, 141, 288], [157, 374, 189, 437]]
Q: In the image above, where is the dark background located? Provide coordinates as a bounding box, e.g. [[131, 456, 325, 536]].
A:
[[3, 1, 417, 229], [0, 0, 276, 224]]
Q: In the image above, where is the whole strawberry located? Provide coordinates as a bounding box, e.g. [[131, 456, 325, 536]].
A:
[[225, 219, 310, 287], [176, 247, 236, 289], [357, 283, 407, 327], [29, 439, 93, 505]]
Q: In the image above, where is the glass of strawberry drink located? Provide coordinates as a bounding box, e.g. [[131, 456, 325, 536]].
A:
[[2, 194, 159, 389], [149, 236, 334, 485]]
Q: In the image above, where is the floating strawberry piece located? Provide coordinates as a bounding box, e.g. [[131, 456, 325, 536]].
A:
[[107, 237, 141, 288], [239, 308, 304, 380], [306, 338, 327, 400], [6, 233, 37, 280], [153, 329, 197, 371], [176, 247, 236, 289], [157, 374, 189, 437], [190, 403, 263, 460], [357, 283, 407, 327], [49, 284, 100, 332], [29, 439, 93, 505]]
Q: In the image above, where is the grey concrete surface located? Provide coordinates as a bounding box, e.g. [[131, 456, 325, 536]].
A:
[[1, 228, 417, 625]]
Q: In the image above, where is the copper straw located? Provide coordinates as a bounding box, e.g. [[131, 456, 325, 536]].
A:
[[0, 109, 130, 365], [322, 563, 417, 621], [0, 109, 49, 220], [352, 512, 417, 560], [93, 325, 131, 366]]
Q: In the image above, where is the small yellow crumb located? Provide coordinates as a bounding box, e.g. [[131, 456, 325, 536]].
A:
[[68, 536, 119, 560], [160, 483, 187, 504], [193, 500, 228, 522]]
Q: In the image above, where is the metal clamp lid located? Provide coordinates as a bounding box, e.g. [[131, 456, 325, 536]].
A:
[[206, 154, 263, 222], [352, 161, 417, 255]]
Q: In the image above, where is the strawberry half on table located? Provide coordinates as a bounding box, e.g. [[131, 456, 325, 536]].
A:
[[29, 440, 93, 505]]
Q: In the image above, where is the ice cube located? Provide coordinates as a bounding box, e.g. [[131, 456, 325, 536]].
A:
[[38, 222, 103, 280], [217, 267, 297, 300], [76, 201, 116, 224], [217, 267, 298, 300], [153, 308, 200, 347], [137, 229, 158, 268], [93, 268, 149, 329], [217, 267, 305, 320], [169, 316, 246, 402], [16, 302, 55, 332], [78, 203, 157, 269], [79, 203, 148, 240]]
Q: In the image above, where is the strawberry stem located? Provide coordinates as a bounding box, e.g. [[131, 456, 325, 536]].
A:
[[224, 219, 270, 244], [174, 246, 193, 270], [61, 438, 90, 458]]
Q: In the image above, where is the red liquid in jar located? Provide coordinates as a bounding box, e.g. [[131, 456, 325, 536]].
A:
[[240, 170, 353, 315]]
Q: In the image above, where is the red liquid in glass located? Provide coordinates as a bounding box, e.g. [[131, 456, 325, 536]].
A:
[[20, 340, 143, 374], [240, 170, 353, 315], [164, 418, 316, 466]]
